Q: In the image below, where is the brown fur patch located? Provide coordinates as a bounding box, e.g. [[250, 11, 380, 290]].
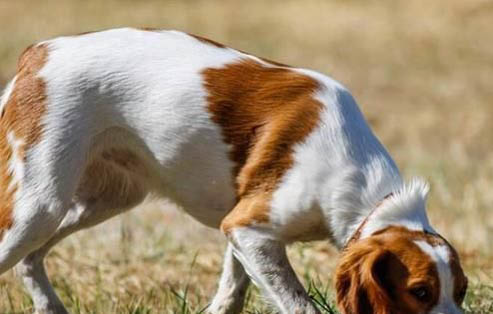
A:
[[136, 27, 163, 33], [0, 43, 49, 239], [220, 194, 271, 233], [188, 33, 290, 67], [336, 226, 468, 313], [336, 230, 441, 314], [189, 33, 226, 48], [256, 56, 291, 68], [77, 157, 146, 208], [76, 30, 99, 36], [374, 226, 468, 306], [202, 59, 322, 232], [101, 148, 145, 173], [450, 247, 468, 305], [371, 226, 448, 246]]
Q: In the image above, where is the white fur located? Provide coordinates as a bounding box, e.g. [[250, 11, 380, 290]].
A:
[[36, 28, 240, 227], [0, 28, 457, 314], [230, 227, 319, 314], [415, 241, 462, 314], [208, 244, 250, 314], [6, 132, 25, 193], [359, 178, 435, 240], [269, 80, 405, 247]]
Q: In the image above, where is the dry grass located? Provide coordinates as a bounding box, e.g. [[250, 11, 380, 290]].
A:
[[0, 0, 492, 312]]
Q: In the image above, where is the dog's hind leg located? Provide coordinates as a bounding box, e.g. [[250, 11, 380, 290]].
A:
[[15, 155, 148, 314], [0, 144, 87, 313], [0, 45, 83, 278], [15, 202, 117, 314], [15, 203, 133, 314], [15, 248, 67, 314], [0, 143, 75, 277], [208, 243, 250, 314], [0, 175, 73, 314], [0, 199, 67, 277]]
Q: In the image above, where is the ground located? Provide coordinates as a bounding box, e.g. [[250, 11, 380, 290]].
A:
[[0, 0, 492, 313]]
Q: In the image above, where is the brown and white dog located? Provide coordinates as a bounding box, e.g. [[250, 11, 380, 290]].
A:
[[0, 28, 467, 314]]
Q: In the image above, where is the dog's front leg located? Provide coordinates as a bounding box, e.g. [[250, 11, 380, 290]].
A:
[[227, 227, 320, 314], [209, 243, 250, 314]]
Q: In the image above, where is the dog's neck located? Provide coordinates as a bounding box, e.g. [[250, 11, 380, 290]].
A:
[[342, 192, 394, 250], [330, 177, 435, 249], [330, 179, 435, 248]]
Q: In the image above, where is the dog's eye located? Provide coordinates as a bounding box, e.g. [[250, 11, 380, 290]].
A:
[[409, 286, 432, 303]]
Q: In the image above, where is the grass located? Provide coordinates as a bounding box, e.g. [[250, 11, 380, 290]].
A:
[[0, 0, 492, 313]]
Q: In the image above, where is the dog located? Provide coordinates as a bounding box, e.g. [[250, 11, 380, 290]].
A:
[[0, 28, 467, 314]]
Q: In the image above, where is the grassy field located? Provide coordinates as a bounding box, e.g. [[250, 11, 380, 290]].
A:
[[0, 0, 492, 313]]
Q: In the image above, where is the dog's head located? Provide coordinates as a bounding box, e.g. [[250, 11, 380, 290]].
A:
[[334, 226, 467, 314]]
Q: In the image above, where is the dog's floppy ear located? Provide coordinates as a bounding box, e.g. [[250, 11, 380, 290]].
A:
[[335, 242, 398, 314]]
